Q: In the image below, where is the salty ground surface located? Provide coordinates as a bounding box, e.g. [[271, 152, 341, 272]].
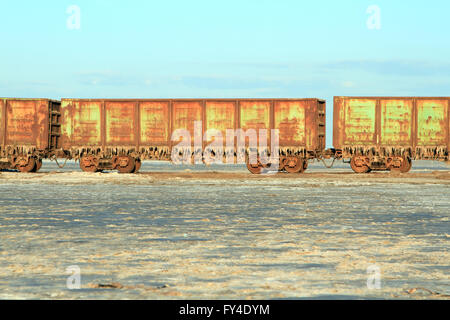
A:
[[0, 160, 449, 299]]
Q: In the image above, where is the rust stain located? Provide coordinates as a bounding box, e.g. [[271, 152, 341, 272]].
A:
[[140, 101, 169, 145], [205, 101, 235, 143], [105, 101, 135, 146], [6, 100, 37, 146], [343, 98, 376, 145], [239, 100, 271, 149], [0, 98, 58, 172], [59, 99, 325, 162], [172, 101, 203, 144], [3, 98, 328, 173], [380, 99, 413, 146], [417, 99, 448, 146], [333, 97, 344, 150], [60, 99, 72, 149], [36, 101, 48, 150], [71, 101, 102, 146], [274, 100, 306, 146], [334, 96, 450, 163], [239, 101, 270, 131], [0, 100, 4, 147]]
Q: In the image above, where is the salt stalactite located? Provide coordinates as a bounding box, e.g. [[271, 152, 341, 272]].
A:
[[342, 145, 448, 161], [414, 146, 448, 160], [65, 145, 449, 162], [3, 146, 37, 156]]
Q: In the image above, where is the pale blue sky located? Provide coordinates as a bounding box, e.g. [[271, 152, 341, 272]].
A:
[[1, 0, 449, 146]]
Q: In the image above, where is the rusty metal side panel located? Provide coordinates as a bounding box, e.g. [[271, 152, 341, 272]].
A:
[[5, 100, 36, 146], [416, 99, 448, 146], [36, 100, 49, 150], [0, 100, 4, 148], [172, 101, 203, 145], [105, 101, 136, 146], [70, 101, 102, 146], [343, 98, 377, 145], [333, 97, 344, 149], [239, 100, 270, 131], [205, 101, 236, 143], [139, 101, 170, 146], [5, 100, 49, 149], [380, 99, 413, 146], [239, 100, 271, 148], [60, 100, 72, 149], [274, 100, 306, 146], [305, 100, 320, 150]]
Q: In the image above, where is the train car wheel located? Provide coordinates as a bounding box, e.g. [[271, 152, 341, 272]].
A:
[[16, 156, 37, 173], [278, 156, 287, 171], [80, 156, 99, 172], [133, 158, 142, 173], [116, 156, 136, 174], [246, 158, 262, 174], [35, 158, 42, 172], [31, 158, 43, 172], [401, 157, 412, 173], [285, 157, 303, 173], [391, 156, 412, 173], [302, 159, 309, 172], [350, 156, 371, 173]]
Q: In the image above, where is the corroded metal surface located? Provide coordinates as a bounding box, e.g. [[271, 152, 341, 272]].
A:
[[140, 101, 170, 146], [274, 101, 306, 146], [334, 97, 450, 162], [380, 99, 413, 146], [63, 100, 102, 147], [239, 100, 271, 132], [5, 100, 48, 148], [61, 99, 326, 167], [0, 98, 59, 171], [105, 101, 136, 146], [205, 101, 236, 144], [0, 100, 4, 148], [416, 99, 448, 146], [172, 101, 203, 147], [343, 98, 376, 146]]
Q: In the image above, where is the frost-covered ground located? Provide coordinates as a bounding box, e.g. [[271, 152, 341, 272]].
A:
[[0, 160, 449, 299]]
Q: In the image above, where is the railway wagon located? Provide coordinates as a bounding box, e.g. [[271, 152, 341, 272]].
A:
[[0, 98, 61, 172], [333, 96, 450, 173], [60, 98, 326, 173]]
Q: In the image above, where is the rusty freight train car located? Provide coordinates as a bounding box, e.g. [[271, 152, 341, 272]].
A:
[[0, 98, 61, 172], [60, 98, 326, 173], [333, 96, 450, 173]]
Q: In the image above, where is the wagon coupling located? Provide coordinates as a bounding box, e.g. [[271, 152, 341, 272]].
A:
[[49, 155, 68, 169]]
